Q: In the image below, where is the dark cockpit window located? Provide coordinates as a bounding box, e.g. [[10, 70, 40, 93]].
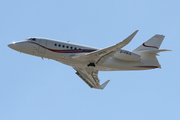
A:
[[32, 38, 36, 41], [28, 38, 36, 41]]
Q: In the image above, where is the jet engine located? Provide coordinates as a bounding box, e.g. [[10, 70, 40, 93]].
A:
[[114, 50, 141, 61]]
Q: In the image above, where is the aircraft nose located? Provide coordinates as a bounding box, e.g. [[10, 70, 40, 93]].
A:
[[8, 42, 23, 51], [8, 42, 15, 49]]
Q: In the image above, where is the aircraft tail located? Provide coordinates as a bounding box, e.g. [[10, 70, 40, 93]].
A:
[[133, 35, 165, 52], [133, 35, 171, 68]]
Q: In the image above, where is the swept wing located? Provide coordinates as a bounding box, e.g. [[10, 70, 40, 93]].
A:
[[72, 30, 138, 89], [72, 30, 138, 66]]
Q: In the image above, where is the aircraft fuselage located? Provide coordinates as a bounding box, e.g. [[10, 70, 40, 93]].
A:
[[8, 37, 159, 71]]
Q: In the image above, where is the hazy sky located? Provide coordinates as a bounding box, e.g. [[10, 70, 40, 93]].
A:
[[1, 0, 180, 120]]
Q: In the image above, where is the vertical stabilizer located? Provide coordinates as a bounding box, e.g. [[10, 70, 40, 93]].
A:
[[133, 35, 165, 52]]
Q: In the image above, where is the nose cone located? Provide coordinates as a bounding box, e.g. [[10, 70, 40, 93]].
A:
[[8, 42, 15, 49], [8, 42, 23, 52]]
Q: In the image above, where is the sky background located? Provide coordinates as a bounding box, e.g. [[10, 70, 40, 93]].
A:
[[1, 0, 180, 120]]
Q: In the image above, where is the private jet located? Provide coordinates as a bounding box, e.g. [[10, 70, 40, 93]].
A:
[[8, 30, 170, 89]]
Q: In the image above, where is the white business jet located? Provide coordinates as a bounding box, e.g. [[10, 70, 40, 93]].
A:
[[8, 30, 170, 89]]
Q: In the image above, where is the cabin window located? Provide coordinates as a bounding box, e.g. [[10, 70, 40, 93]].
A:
[[83, 49, 86, 52], [59, 44, 61, 47], [79, 48, 81, 51], [54, 44, 57, 46], [66, 46, 69, 48], [74, 47, 77, 50], [70, 47, 73, 49], [62, 45, 65, 48]]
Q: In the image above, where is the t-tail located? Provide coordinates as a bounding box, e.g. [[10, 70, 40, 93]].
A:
[[133, 34, 171, 68]]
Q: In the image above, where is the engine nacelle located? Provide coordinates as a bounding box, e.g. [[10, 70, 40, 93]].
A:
[[114, 50, 141, 61]]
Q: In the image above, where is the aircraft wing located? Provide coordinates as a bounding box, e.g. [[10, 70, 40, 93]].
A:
[[74, 67, 110, 89], [72, 30, 138, 65]]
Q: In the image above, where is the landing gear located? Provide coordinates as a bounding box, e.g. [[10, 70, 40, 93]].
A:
[[87, 63, 96, 67]]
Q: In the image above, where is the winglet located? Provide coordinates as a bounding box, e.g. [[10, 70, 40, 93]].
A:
[[100, 80, 110, 89], [122, 30, 139, 44]]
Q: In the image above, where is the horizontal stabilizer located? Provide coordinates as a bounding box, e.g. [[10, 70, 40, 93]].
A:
[[139, 49, 171, 54], [100, 80, 110, 89]]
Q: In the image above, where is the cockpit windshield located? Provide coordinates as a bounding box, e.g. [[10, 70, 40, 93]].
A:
[[28, 38, 36, 41]]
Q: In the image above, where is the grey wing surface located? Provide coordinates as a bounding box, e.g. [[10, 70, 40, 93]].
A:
[[74, 67, 110, 89]]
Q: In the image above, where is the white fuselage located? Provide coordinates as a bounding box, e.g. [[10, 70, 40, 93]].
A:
[[8, 30, 169, 89], [8, 38, 159, 71]]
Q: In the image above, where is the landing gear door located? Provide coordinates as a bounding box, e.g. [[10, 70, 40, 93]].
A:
[[38, 39, 47, 54]]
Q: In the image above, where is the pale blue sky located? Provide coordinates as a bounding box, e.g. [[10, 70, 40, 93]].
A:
[[1, 0, 180, 120]]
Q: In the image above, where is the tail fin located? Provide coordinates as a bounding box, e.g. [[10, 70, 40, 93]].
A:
[[133, 35, 165, 52], [133, 34, 171, 68]]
